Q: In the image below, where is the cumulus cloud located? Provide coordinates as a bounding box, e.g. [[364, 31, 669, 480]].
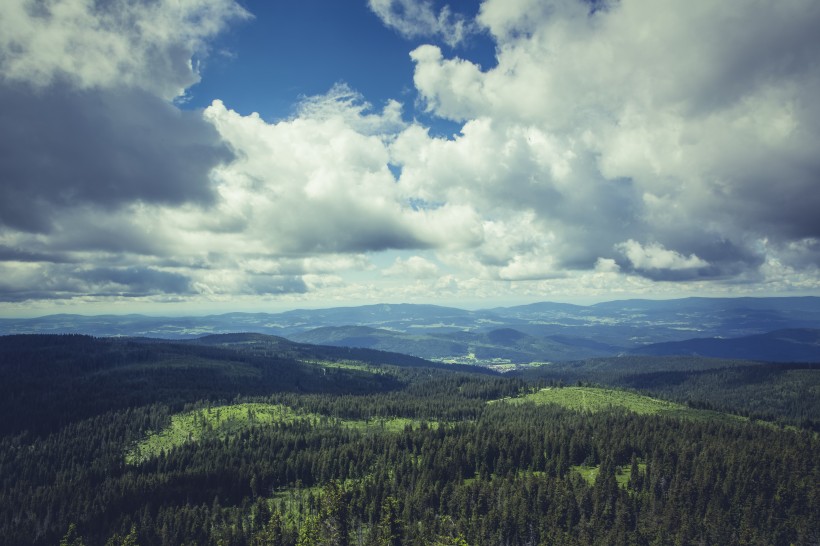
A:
[[202, 89, 483, 255], [4, 0, 820, 309], [401, 0, 820, 288], [0, 0, 245, 236], [616, 240, 708, 274], [0, 0, 249, 304], [368, 0, 475, 47], [594, 258, 620, 274], [0, 0, 249, 99]]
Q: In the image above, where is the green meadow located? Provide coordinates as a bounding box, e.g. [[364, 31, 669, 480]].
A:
[[499, 386, 746, 423], [126, 402, 434, 465], [571, 462, 648, 488]]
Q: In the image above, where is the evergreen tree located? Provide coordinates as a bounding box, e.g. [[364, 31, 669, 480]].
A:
[[377, 497, 403, 546], [296, 514, 320, 546], [59, 524, 85, 546]]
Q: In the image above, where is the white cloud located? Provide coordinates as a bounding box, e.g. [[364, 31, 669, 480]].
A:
[[477, 0, 566, 40], [594, 258, 620, 274], [616, 240, 708, 271], [203, 98, 412, 254], [4, 0, 820, 308], [402, 0, 820, 286], [368, 0, 474, 47], [297, 83, 406, 136], [0, 1, 244, 235], [410, 45, 486, 121], [0, 0, 249, 99], [201, 88, 485, 256]]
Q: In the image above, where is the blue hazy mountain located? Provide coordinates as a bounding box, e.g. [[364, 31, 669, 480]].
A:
[[3, 297, 820, 363], [631, 328, 820, 362]]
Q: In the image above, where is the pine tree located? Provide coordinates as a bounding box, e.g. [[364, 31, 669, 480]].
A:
[[297, 514, 321, 546], [377, 496, 403, 546], [105, 525, 139, 546], [320, 481, 350, 546], [60, 524, 86, 546]]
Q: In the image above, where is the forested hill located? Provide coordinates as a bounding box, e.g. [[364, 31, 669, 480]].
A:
[[0, 333, 492, 437], [1, 334, 818, 545]]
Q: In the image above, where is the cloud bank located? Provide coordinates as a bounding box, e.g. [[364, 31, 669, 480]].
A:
[[1, 0, 820, 311]]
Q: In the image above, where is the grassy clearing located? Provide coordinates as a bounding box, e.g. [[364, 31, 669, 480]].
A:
[[500, 386, 746, 423], [572, 465, 600, 485], [504, 386, 687, 415], [126, 403, 435, 465], [571, 462, 647, 488], [126, 403, 304, 464], [300, 359, 379, 373], [344, 416, 432, 433]]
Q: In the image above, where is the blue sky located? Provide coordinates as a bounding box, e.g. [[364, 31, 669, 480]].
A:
[[186, 1, 415, 116], [184, 1, 495, 133], [1, 0, 820, 316]]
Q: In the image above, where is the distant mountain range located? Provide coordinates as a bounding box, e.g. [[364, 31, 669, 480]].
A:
[[631, 328, 820, 362], [3, 297, 820, 363]]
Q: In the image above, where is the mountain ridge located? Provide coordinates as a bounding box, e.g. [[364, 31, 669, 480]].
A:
[[4, 296, 820, 363]]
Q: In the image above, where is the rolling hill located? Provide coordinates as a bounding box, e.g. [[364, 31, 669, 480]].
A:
[[3, 297, 820, 365]]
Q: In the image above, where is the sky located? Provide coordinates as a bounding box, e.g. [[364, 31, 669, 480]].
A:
[[2, 0, 820, 317]]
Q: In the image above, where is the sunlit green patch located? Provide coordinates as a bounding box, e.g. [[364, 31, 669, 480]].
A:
[[126, 403, 439, 465], [572, 465, 600, 485], [344, 417, 439, 433], [498, 386, 746, 423], [504, 386, 688, 414], [126, 403, 304, 464], [300, 359, 379, 373], [571, 462, 647, 488]]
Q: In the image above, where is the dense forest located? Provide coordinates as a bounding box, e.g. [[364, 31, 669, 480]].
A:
[[0, 334, 818, 545]]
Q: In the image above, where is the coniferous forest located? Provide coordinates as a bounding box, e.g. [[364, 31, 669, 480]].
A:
[[0, 334, 818, 545]]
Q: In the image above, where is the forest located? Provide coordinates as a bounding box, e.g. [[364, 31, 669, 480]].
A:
[[0, 334, 818, 545]]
